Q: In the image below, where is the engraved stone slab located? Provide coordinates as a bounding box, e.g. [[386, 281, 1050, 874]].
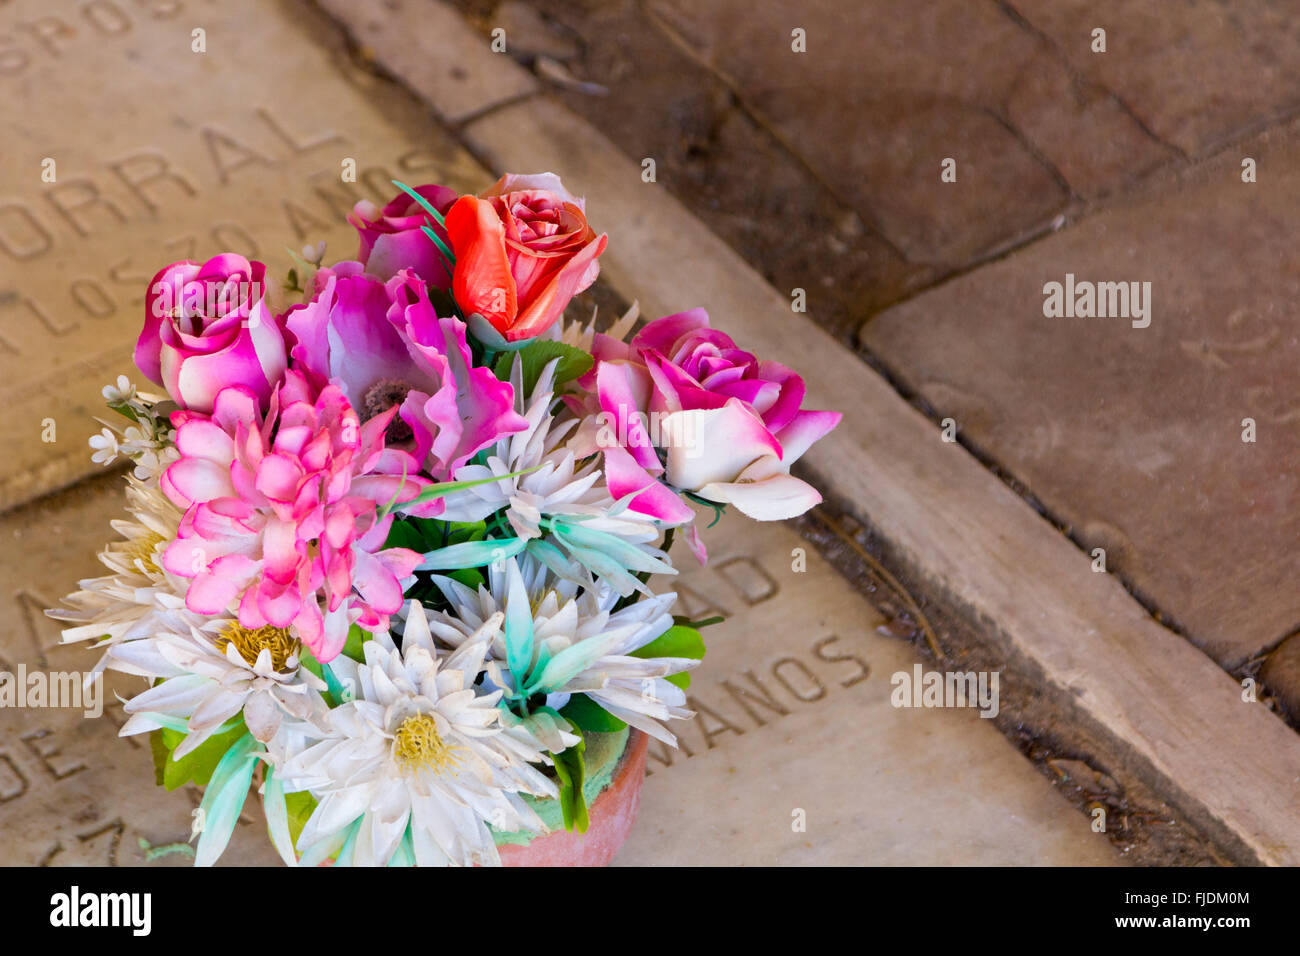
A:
[[0, 0, 486, 513], [0, 474, 280, 865], [860, 125, 1300, 667], [0, 474, 1116, 866], [616, 514, 1119, 866]]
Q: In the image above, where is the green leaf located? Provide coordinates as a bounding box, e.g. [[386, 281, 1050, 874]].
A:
[[551, 736, 589, 833], [383, 467, 540, 517], [443, 567, 485, 591], [149, 729, 169, 787], [284, 790, 318, 848], [154, 719, 250, 792], [384, 518, 430, 552], [559, 694, 627, 733], [342, 624, 371, 662], [493, 340, 594, 396], [673, 614, 726, 629], [298, 646, 323, 682], [387, 517, 487, 553], [416, 536, 527, 572], [631, 624, 707, 662], [106, 401, 141, 424]]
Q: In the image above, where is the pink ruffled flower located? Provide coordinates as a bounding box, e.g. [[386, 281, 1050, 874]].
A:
[[284, 264, 527, 481], [136, 254, 288, 413], [347, 184, 458, 289], [160, 370, 434, 662], [572, 309, 841, 547]]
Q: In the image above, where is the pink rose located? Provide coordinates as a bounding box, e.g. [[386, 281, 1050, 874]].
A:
[[347, 184, 459, 289], [572, 309, 841, 541], [445, 172, 607, 343], [136, 254, 288, 414]]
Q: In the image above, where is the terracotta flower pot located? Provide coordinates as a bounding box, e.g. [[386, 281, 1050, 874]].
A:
[[498, 729, 648, 867]]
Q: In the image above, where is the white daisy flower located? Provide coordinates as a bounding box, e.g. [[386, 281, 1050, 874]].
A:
[[115, 619, 328, 756], [276, 602, 558, 867], [47, 476, 195, 682], [441, 356, 659, 543], [427, 554, 697, 748]]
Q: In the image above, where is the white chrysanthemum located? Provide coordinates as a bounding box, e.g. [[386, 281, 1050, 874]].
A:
[[440, 357, 659, 544], [276, 602, 558, 867], [428, 555, 697, 748], [48, 476, 195, 680], [114, 618, 327, 755], [554, 301, 640, 353]]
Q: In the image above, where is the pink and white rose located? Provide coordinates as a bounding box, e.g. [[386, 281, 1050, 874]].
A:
[[572, 309, 841, 541], [136, 254, 288, 414]]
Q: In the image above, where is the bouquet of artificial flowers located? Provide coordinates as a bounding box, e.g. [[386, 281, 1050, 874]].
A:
[[52, 173, 840, 867]]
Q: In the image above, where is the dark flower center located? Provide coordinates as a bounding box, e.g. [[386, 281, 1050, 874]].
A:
[[362, 379, 416, 444]]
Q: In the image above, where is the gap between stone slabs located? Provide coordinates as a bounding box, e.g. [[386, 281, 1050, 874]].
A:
[[314, 0, 1300, 865]]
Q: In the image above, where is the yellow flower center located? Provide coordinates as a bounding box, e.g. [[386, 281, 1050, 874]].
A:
[[530, 589, 561, 617], [215, 623, 299, 672], [393, 713, 461, 774], [125, 532, 165, 576]]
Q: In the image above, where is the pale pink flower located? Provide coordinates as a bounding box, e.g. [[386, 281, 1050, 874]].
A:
[[571, 309, 841, 558], [160, 371, 434, 662]]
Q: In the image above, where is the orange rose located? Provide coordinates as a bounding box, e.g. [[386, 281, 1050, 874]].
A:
[[445, 173, 607, 342]]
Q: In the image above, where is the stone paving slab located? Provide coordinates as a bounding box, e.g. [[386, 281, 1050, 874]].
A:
[[647, 0, 1174, 265], [315, 0, 539, 123], [1011, 0, 1300, 156], [617, 513, 1119, 866], [860, 122, 1300, 667], [0, 473, 1118, 867], [0, 0, 486, 514], [0, 473, 280, 866]]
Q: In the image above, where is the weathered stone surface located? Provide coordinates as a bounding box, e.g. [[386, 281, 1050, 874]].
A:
[[0, 473, 280, 865], [1260, 633, 1300, 724], [616, 514, 1118, 865], [315, 0, 538, 123], [0, 0, 486, 513], [1012, 0, 1300, 156], [647, 0, 1173, 264], [860, 122, 1300, 666]]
